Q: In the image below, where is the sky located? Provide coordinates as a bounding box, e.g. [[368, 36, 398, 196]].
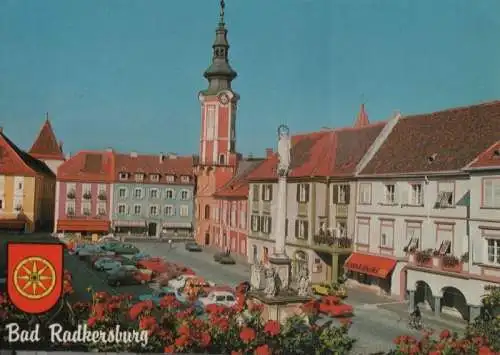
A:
[[0, 0, 499, 157]]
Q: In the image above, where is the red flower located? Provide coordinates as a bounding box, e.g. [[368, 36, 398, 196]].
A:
[[0, 294, 4, 304], [239, 327, 256, 343], [231, 352, 243, 355], [175, 335, 189, 348], [264, 320, 280, 336], [479, 346, 495, 355], [255, 344, 270, 355], [164, 345, 175, 353], [178, 324, 190, 336], [439, 329, 451, 339], [199, 332, 211, 347], [87, 316, 97, 327], [129, 300, 153, 320], [139, 316, 158, 335]]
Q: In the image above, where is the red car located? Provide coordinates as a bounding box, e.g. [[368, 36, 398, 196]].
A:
[[318, 296, 353, 317]]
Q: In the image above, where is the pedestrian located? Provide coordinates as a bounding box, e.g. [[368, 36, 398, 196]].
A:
[[168, 239, 172, 249]]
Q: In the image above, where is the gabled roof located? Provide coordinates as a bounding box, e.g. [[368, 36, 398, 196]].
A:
[[0, 129, 54, 177], [29, 119, 65, 161], [464, 141, 500, 171], [214, 158, 265, 198], [114, 153, 194, 184], [57, 150, 115, 182], [359, 100, 500, 176], [246, 122, 385, 181]]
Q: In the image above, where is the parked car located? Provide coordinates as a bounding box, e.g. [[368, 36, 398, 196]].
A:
[[198, 290, 237, 308], [168, 274, 196, 290], [219, 255, 236, 265], [131, 252, 152, 262], [106, 264, 138, 275], [213, 252, 226, 262], [107, 269, 151, 286], [138, 287, 176, 304], [102, 243, 139, 255], [185, 242, 202, 252], [94, 258, 122, 271], [138, 259, 169, 274], [312, 283, 347, 298], [318, 296, 353, 317]]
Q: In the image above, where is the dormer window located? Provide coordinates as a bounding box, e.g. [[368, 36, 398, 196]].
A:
[[166, 175, 175, 183], [119, 172, 128, 181], [181, 176, 190, 183], [135, 173, 144, 182], [150, 174, 160, 182], [494, 149, 500, 157]]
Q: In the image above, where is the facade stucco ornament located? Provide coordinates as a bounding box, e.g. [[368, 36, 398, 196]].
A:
[[277, 124, 291, 177]]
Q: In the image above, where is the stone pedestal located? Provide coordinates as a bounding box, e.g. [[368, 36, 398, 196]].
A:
[[248, 291, 312, 324], [269, 255, 292, 289]]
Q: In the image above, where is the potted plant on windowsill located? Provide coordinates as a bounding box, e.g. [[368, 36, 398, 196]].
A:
[[460, 252, 469, 271], [83, 192, 92, 200], [66, 190, 76, 199], [97, 193, 106, 201], [405, 247, 417, 263], [432, 250, 442, 267], [442, 255, 461, 271], [83, 210, 91, 217], [415, 249, 432, 266]]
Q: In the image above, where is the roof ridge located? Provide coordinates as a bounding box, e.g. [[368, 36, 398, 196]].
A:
[[401, 100, 500, 120]]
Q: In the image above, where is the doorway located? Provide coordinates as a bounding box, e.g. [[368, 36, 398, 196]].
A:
[[204, 233, 210, 246], [148, 222, 157, 237]]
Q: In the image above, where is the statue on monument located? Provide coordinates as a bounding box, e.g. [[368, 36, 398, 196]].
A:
[[264, 267, 279, 297], [250, 262, 263, 290], [277, 125, 291, 176], [297, 267, 311, 297]]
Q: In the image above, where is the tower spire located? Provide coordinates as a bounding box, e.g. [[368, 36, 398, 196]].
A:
[[202, 0, 237, 95]]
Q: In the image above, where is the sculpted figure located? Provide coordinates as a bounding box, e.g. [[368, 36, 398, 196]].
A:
[[277, 125, 291, 176], [297, 268, 311, 297], [264, 268, 278, 297], [250, 262, 262, 290]]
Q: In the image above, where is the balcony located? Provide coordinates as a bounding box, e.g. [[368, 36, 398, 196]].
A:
[[311, 230, 353, 254], [335, 204, 348, 218], [262, 201, 271, 214], [408, 249, 469, 274], [298, 202, 308, 216]]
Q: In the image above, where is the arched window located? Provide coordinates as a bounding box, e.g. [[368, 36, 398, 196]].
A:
[[219, 154, 225, 165], [204, 205, 210, 220]]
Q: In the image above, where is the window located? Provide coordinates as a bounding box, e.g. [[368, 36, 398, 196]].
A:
[[356, 218, 370, 245], [180, 190, 190, 200], [118, 204, 126, 215], [133, 205, 141, 215], [230, 206, 236, 227], [337, 185, 350, 204], [219, 154, 225, 165], [149, 205, 158, 216], [82, 184, 91, 199], [226, 295, 235, 302], [66, 183, 76, 198], [252, 245, 258, 263], [252, 185, 259, 201], [204, 205, 210, 219], [487, 239, 500, 265], [98, 184, 106, 195], [405, 222, 422, 250], [65, 201, 75, 216], [82, 202, 91, 216], [435, 223, 453, 254], [181, 176, 190, 183], [166, 175, 175, 183], [483, 178, 500, 208], [150, 189, 158, 199], [436, 182, 454, 208], [261, 216, 272, 234], [358, 183, 371, 204], [295, 220, 309, 239], [215, 295, 225, 302], [135, 173, 144, 182], [119, 172, 128, 180], [150, 174, 160, 182], [134, 188, 143, 199], [206, 105, 216, 140], [262, 184, 273, 201], [165, 189, 174, 199], [0, 199, 2, 209], [297, 184, 309, 203], [251, 215, 260, 232], [165, 205, 174, 216], [180, 205, 189, 217], [97, 202, 106, 216], [239, 210, 246, 229], [385, 184, 396, 204], [410, 183, 423, 205], [380, 220, 394, 249], [118, 188, 127, 198]]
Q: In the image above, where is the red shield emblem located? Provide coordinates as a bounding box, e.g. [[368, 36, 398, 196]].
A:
[[7, 243, 64, 314]]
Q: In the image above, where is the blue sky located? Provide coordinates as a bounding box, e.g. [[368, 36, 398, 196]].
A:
[[0, 0, 499, 157]]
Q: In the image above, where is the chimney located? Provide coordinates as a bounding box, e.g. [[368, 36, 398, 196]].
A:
[[167, 152, 177, 159], [265, 148, 273, 158], [65, 153, 71, 160], [159, 152, 165, 163], [130, 152, 138, 158], [105, 147, 113, 153]]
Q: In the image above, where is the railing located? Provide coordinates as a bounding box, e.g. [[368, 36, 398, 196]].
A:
[[408, 251, 467, 273], [312, 230, 352, 252]]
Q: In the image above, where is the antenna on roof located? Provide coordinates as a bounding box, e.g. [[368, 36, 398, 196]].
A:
[[45, 112, 49, 121]]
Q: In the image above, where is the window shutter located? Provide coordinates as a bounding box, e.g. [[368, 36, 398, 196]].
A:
[[305, 184, 310, 202], [304, 221, 309, 238], [472, 238, 483, 264], [295, 220, 299, 238], [296, 185, 301, 202], [285, 218, 288, 237], [258, 216, 262, 231], [127, 206, 130, 215], [269, 185, 273, 201], [261, 186, 266, 201], [345, 185, 351, 204], [267, 217, 272, 235], [332, 185, 339, 203]]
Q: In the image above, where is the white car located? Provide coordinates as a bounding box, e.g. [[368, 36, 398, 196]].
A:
[[167, 274, 197, 290], [94, 258, 122, 271], [106, 264, 138, 275], [198, 291, 237, 307]]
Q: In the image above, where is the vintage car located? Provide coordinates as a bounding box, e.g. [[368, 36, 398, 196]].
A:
[[138, 287, 176, 304], [219, 255, 236, 265], [185, 242, 202, 252], [107, 268, 152, 286], [197, 290, 237, 308], [168, 274, 197, 290], [318, 296, 353, 317], [312, 282, 347, 298], [101, 242, 139, 255], [94, 258, 122, 271], [131, 252, 152, 262], [138, 259, 169, 274]]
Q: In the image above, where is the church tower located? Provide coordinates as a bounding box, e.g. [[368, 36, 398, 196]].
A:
[[198, 0, 239, 167]]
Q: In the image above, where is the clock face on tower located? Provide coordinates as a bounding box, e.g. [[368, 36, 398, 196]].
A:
[[218, 93, 229, 105]]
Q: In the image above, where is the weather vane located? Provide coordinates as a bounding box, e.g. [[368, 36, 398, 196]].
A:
[[219, 0, 225, 22]]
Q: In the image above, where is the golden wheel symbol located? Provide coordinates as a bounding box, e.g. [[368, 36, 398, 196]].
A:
[[13, 256, 56, 300]]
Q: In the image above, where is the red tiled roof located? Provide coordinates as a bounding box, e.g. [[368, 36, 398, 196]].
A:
[[0, 129, 54, 177], [465, 141, 500, 170], [360, 101, 500, 176], [114, 153, 194, 183], [246, 123, 385, 181], [29, 119, 65, 160], [57, 150, 115, 182], [214, 159, 265, 198]]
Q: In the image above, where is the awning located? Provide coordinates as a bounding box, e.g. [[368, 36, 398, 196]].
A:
[[113, 220, 147, 227], [57, 219, 110, 233], [162, 222, 192, 229], [344, 253, 397, 278]]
